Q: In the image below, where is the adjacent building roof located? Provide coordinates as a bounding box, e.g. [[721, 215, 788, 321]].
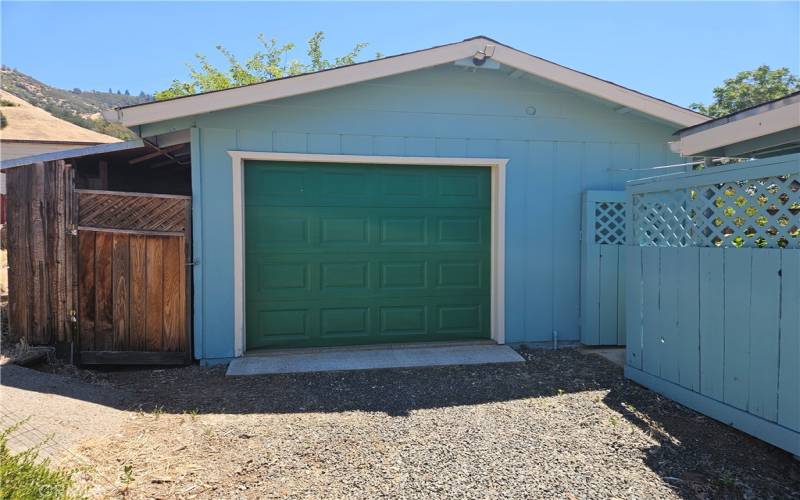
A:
[[0, 89, 120, 144], [103, 36, 707, 128], [671, 91, 800, 157], [0, 140, 144, 170]]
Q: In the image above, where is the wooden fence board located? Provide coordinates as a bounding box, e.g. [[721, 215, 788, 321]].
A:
[[94, 232, 114, 350], [642, 247, 661, 376], [582, 244, 601, 345], [65, 166, 78, 358], [723, 248, 752, 411], [677, 248, 700, 392], [659, 248, 680, 384], [30, 163, 47, 343], [748, 249, 781, 421], [624, 246, 642, 369], [162, 237, 184, 351], [78, 232, 96, 351], [129, 235, 148, 350], [616, 249, 626, 345], [778, 250, 800, 431], [145, 237, 164, 351], [7, 166, 30, 342], [698, 248, 725, 401], [112, 234, 130, 350], [598, 245, 619, 345]]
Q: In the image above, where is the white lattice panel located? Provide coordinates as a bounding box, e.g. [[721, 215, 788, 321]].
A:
[[633, 173, 800, 249], [594, 201, 626, 245]]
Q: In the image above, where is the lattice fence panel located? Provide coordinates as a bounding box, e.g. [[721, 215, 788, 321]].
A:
[[593, 201, 626, 245], [632, 172, 800, 249], [78, 191, 189, 233]]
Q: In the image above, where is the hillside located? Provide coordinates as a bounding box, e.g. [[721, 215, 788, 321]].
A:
[[0, 67, 153, 140]]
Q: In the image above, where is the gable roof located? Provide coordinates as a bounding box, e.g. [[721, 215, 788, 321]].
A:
[[104, 36, 707, 128], [1, 90, 120, 144]]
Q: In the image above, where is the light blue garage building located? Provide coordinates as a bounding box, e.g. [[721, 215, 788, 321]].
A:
[[104, 36, 706, 363]]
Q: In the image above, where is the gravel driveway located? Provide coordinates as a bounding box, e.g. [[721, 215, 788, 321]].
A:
[[45, 349, 799, 498]]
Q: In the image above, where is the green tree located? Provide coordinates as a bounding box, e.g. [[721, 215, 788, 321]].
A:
[[155, 32, 373, 100], [690, 65, 800, 118]]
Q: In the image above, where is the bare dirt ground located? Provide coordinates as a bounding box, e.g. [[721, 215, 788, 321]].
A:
[[7, 349, 800, 499]]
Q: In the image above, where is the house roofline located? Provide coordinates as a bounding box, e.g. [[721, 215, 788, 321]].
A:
[[105, 36, 707, 128], [674, 90, 800, 137]]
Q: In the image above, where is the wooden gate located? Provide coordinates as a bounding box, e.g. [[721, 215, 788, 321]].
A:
[[580, 190, 627, 346], [76, 190, 191, 364]]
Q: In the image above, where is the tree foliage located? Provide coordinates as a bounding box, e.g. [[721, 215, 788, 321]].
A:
[[155, 32, 374, 100], [690, 65, 800, 118]]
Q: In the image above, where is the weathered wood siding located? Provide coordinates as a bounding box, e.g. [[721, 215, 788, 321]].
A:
[[6, 161, 76, 347]]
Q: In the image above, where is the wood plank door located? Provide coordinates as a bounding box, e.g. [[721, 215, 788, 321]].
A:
[[75, 190, 191, 365], [77, 230, 189, 364]]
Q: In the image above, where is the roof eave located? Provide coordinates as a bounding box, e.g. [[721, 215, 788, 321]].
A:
[[110, 37, 706, 129], [674, 100, 800, 156]]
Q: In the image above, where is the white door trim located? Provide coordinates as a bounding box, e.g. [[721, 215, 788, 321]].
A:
[[228, 151, 508, 357]]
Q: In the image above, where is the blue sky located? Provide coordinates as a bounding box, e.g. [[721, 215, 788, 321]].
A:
[[2, 2, 798, 107]]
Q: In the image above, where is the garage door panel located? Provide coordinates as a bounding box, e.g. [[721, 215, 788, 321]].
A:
[[320, 216, 370, 245], [246, 296, 490, 348], [320, 307, 370, 338], [245, 162, 490, 208], [321, 262, 370, 290], [247, 207, 490, 253], [244, 161, 491, 349], [247, 253, 488, 299], [249, 307, 313, 342], [379, 306, 428, 336]]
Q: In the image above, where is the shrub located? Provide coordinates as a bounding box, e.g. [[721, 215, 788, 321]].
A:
[[0, 423, 85, 500]]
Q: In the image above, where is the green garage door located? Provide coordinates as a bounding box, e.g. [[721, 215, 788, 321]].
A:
[[244, 161, 491, 350]]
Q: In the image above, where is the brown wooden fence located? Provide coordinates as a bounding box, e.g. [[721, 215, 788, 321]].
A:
[[75, 190, 191, 364], [6, 161, 192, 365], [6, 161, 76, 350]]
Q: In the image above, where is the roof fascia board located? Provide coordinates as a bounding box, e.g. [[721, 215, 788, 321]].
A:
[[675, 101, 800, 156], [490, 45, 705, 127], [109, 39, 485, 127], [111, 37, 706, 129]]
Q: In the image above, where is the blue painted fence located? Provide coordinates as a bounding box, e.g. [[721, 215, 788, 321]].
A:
[[580, 191, 626, 345], [625, 154, 800, 456]]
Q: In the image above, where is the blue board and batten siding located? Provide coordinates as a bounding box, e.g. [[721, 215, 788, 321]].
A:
[[141, 65, 682, 361]]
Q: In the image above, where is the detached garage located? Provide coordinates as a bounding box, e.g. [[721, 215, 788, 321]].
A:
[[6, 36, 708, 364]]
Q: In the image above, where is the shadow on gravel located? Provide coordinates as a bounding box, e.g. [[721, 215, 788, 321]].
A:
[[6, 348, 800, 498], [7, 349, 609, 417]]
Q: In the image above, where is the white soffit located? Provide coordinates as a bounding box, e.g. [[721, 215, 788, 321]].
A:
[[106, 37, 707, 128]]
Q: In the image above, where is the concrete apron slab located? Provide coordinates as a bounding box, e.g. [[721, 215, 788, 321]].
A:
[[226, 342, 525, 376]]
